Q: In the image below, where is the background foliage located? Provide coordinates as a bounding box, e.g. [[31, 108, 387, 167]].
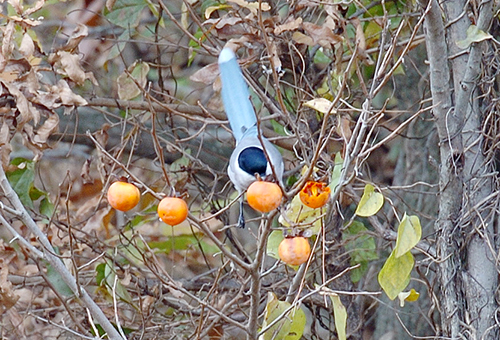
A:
[[0, 0, 499, 339]]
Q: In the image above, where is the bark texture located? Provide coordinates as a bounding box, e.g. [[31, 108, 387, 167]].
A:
[[424, 0, 498, 338]]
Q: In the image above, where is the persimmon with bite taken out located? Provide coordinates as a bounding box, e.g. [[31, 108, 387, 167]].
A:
[[278, 236, 311, 266], [157, 197, 188, 226], [107, 181, 141, 212], [299, 181, 331, 209], [246, 181, 282, 213]]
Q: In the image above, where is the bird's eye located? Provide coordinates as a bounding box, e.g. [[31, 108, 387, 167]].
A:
[[238, 147, 268, 176]]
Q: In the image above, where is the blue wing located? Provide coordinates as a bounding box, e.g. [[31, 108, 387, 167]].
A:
[[218, 48, 257, 143]]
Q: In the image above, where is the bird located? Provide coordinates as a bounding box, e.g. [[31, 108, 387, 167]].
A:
[[218, 48, 284, 228]]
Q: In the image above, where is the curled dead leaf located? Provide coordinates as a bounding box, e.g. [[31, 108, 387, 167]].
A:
[[3, 82, 39, 125], [228, 0, 270, 14], [55, 51, 86, 84], [190, 62, 219, 85], [62, 24, 89, 52], [274, 17, 303, 35], [19, 33, 34, 58], [33, 112, 59, 146], [203, 17, 243, 30], [301, 22, 343, 49], [53, 80, 88, 107], [0, 123, 12, 169], [2, 21, 15, 59]]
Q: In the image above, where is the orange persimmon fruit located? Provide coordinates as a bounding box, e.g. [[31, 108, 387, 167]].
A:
[[299, 181, 331, 209], [246, 181, 282, 213], [107, 181, 141, 212], [278, 236, 311, 266], [157, 197, 188, 226]]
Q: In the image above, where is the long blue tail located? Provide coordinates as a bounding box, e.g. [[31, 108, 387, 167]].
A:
[[218, 48, 258, 143]]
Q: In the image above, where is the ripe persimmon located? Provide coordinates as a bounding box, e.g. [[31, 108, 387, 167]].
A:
[[299, 181, 331, 209], [278, 236, 311, 266], [246, 181, 282, 213], [157, 197, 188, 226], [107, 181, 141, 212]]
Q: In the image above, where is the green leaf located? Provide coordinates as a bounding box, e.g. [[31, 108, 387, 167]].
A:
[[343, 221, 378, 282], [104, 260, 133, 304], [6, 159, 36, 208], [378, 249, 413, 300], [46, 262, 74, 297], [456, 25, 492, 49], [149, 235, 219, 255], [330, 294, 347, 340], [394, 213, 421, 258], [278, 193, 322, 234], [266, 230, 285, 260], [313, 48, 331, 65], [95, 263, 106, 286], [107, 29, 131, 61], [105, 0, 147, 29], [349, 261, 368, 283], [40, 197, 54, 219], [343, 221, 378, 263], [328, 152, 343, 193], [355, 184, 384, 217], [261, 292, 306, 340]]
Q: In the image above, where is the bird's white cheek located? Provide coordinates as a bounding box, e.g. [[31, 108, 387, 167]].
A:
[[228, 164, 257, 191]]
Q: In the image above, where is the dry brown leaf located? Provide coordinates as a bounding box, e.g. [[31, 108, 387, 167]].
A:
[[117, 61, 149, 100], [274, 17, 302, 35], [190, 62, 219, 85], [24, 0, 46, 16], [53, 80, 88, 106], [56, 51, 86, 84], [0, 243, 20, 314], [352, 18, 366, 53], [303, 97, 336, 114], [19, 33, 34, 58], [292, 31, 314, 46], [63, 24, 89, 52], [302, 22, 343, 49], [106, 0, 117, 11], [0, 123, 12, 169], [33, 112, 59, 146], [0, 59, 31, 81], [3, 82, 39, 125], [2, 21, 15, 59], [9, 16, 42, 27], [203, 17, 242, 30], [337, 115, 352, 143], [7, 0, 22, 14], [269, 42, 282, 72], [80, 158, 94, 184], [296, 0, 319, 8], [228, 0, 270, 14]]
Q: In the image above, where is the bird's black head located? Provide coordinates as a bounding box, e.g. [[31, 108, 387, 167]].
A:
[[238, 147, 268, 177]]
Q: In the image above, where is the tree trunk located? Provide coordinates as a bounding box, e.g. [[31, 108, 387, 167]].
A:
[[424, 0, 498, 338]]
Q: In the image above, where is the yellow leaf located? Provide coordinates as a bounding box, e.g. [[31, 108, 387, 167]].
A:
[[278, 194, 322, 234], [330, 294, 347, 340], [205, 4, 231, 19], [303, 98, 336, 114], [228, 0, 270, 14], [394, 213, 421, 258], [456, 25, 492, 49], [260, 293, 306, 340], [378, 250, 413, 300], [397, 289, 420, 307], [355, 184, 384, 217]]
